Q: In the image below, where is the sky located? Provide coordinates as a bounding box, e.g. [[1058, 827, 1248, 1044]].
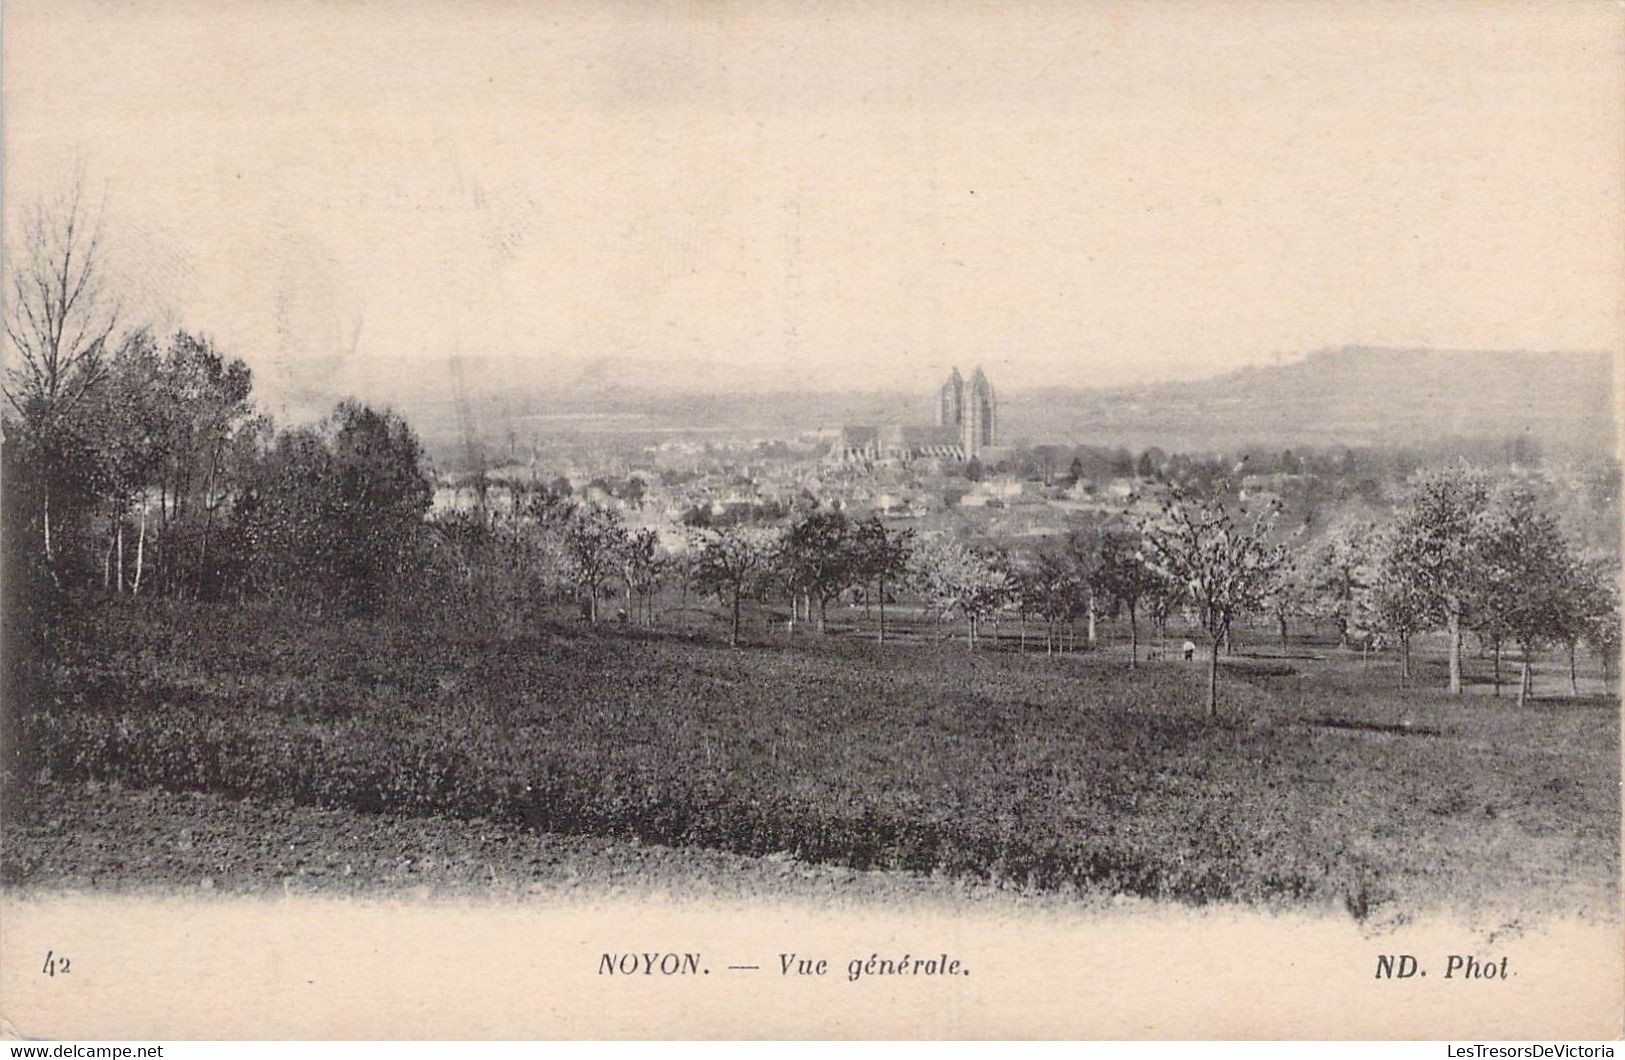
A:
[[4, 0, 1623, 408]]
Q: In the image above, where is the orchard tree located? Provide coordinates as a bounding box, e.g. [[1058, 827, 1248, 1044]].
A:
[[1302, 520, 1378, 648], [1384, 467, 1491, 695], [1262, 551, 1315, 648], [1476, 481, 1579, 705], [1092, 529, 1158, 667], [693, 524, 773, 647], [1583, 567, 1621, 693], [851, 515, 913, 644], [1002, 553, 1046, 653], [908, 536, 1010, 650], [563, 502, 628, 623], [775, 509, 854, 633], [1065, 528, 1105, 647], [1369, 529, 1432, 686], [1029, 544, 1087, 654], [616, 527, 662, 625], [1140, 489, 1287, 716], [1555, 556, 1616, 696]]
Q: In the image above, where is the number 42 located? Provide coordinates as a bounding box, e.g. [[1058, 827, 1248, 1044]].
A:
[[42, 950, 70, 977]]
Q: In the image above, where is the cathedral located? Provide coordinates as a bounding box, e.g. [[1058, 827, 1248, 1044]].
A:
[[834, 367, 999, 464], [937, 367, 998, 458]]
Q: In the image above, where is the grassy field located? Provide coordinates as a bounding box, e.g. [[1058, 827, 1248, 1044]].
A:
[[3, 599, 1617, 920]]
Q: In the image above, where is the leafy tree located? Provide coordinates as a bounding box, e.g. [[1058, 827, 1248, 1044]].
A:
[[1001, 552, 1044, 652], [692, 524, 773, 647], [851, 516, 913, 644], [239, 401, 431, 614], [149, 331, 256, 597], [1262, 550, 1314, 647], [1583, 567, 1621, 693], [1302, 520, 1378, 648], [1028, 543, 1088, 654], [89, 330, 166, 593], [1475, 481, 1580, 704], [1383, 467, 1491, 694], [1092, 530, 1159, 667], [562, 502, 627, 623], [775, 510, 856, 634], [1554, 555, 1616, 696], [1141, 488, 1287, 716], [1369, 528, 1431, 685], [616, 527, 662, 625], [909, 536, 1011, 650]]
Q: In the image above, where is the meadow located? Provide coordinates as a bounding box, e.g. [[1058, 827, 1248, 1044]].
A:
[[3, 598, 1617, 919]]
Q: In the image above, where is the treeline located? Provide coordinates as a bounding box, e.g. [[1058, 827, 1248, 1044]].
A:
[[983, 437, 1570, 488], [2, 186, 437, 634], [2, 325, 434, 619]]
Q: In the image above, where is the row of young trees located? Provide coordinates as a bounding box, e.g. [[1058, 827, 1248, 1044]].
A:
[[502, 467, 1617, 718]]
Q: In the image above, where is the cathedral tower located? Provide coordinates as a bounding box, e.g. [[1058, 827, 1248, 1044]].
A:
[[963, 367, 997, 457], [938, 368, 964, 429]]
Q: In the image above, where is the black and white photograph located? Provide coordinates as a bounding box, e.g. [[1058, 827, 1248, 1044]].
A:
[[1, 0, 1621, 1041]]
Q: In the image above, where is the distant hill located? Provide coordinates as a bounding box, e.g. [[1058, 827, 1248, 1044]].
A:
[[1005, 347, 1617, 456], [342, 346, 1617, 461]]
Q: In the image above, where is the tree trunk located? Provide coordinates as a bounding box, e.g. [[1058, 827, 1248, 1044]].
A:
[[132, 504, 146, 595], [1493, 640, 1502, 696], [1086, 598, 1097, 646], [1518, 652, 1531, 707], [1128, 605, 1138, 669], [1019, 613, 1026, 653], [1278, 611, 1288, 647], [197, 441, 223, 601], [1447, 604, 1463, 695], [966, 615, 975, 650], [1207, 628, 1222, 718], [730, 587, 742, 647], [1569, 641, 1579, 695], [1401, 636, 1412, 687], [817, 595, 827, 635], [876, 579, 886, 644], [43, 488, 52, 561], [116, 519, 125, 594]]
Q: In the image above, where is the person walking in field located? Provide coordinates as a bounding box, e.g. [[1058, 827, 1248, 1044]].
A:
[[1182, 640, 1197, 661]]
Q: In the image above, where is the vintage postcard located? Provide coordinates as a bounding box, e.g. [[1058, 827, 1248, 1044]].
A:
[[1, 0, 1621, 1041]]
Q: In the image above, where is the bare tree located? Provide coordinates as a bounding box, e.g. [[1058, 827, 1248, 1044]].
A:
[[3, 175, 121, 561]]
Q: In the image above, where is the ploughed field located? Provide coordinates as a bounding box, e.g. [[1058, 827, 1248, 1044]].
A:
[[3, 601, 1617, 918]]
